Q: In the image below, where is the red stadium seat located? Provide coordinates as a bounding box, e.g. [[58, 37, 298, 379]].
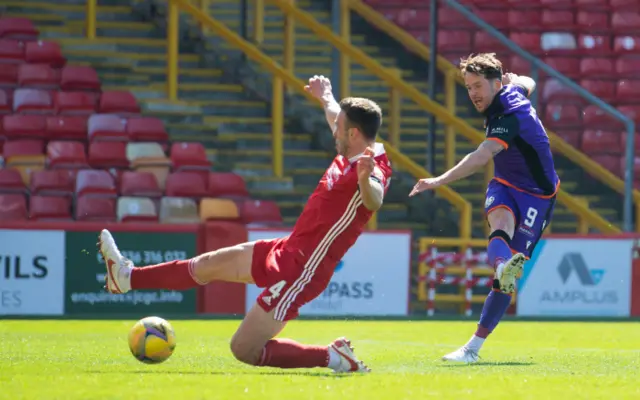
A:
[[88, 114, 128, 142], [552, 129, 582, 148], [99, 91, 140, 115], [576, 12, 610, 33], [541, 10, 574, 30], [581, 130, 622, 155], [126, 117, 169, 143], [544, 104, 581, 128], [0, 64, 18, 87], [0, 18, 39, 41], [0, 168, 26, 194], [165, 171, 209, 198], [75, 169, 117, 198], [88, 141, 129, 169], [540, 0, 573, 6], [3, 139, 44, 161], [18, 63, 59, 89], [618, 105, 640, 123], [614, 36, 640, 54], [542, 57, 580, 79], [29, 195, 72, 220], [437, 30, 472, 52], [616, 80, 640, 103], [476, 10, 509, 30], [0, 88, 10, 114], [509, 33, 542, 54], [46, 116, 88, 141], [580, 80, 616, 102], [119, 171, 163, 198], [591, 155, 623, 177], [575, 0, 609, 7], [0, 193, 27, 220], [473, 31, 504, 53], [54, 91, 98, 115], [578, 34, 611, 54], [208, 172, 250, 199], [60, 66, 101, 92], [542, 79, 582, 104], [612, 12, 640, 33], [508, 10, 541, 31], [582, 105, 623, 129], [579, 58, 614, 78], [24, 40, 66, 68], [30, 169, 75, 197], [13, 88, 53, 114], [610, 0, 639, 7], [75, 196, 116, 221], [2, 114, 46, 139], [619, 132, 640, 153], [170, 142, 211, 172], [0, 39, 24, 64], [240, 199, 283, 226], [46, 140, 88, 169], [615, 58, 640, 78], [508, 56, 531, 76], [438, 7, 473, 29]]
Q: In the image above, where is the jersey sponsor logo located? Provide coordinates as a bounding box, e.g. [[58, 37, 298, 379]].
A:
[[490, 126, 509, 137]]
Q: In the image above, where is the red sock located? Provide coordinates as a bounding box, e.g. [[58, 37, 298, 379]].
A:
[[130, 259, 204, 290], [257, 338, 329, 369]]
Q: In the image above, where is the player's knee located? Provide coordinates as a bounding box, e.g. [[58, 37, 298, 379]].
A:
[[489, 229, 512, 244], [488, 208, 515, 236], [229, 336, 261, 365]]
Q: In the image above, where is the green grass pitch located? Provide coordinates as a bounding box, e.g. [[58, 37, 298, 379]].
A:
[[1, 319, 638, 399]]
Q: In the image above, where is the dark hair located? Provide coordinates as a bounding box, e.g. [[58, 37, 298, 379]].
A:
[[339, 97, 382, 141], [459, 53, 503, 80]]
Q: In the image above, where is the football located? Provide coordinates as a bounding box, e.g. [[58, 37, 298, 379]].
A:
[[128, 316, 176, 364]]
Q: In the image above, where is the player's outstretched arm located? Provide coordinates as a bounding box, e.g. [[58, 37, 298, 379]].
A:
[[305, 75, 340, 132], [409, 140, 503, 196], [503, 72, 536, 96], [357, 147, 384, 211]]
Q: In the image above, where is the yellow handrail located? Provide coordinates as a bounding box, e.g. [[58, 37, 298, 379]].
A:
[[349, 0, 638, 232], [83, 0, 472, 237], [267, 0, 619, 234], [86, 0, 96, 39]]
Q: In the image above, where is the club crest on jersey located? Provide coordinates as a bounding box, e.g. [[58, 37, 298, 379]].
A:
[[485, 196, 494, 208]]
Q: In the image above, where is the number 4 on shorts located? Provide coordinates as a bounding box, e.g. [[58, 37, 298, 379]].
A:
[[261, 280, 286, 306]]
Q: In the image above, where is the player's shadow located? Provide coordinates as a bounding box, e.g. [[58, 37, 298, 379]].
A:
[[440, 361, 535, 368], [86, 370, 355, 378]]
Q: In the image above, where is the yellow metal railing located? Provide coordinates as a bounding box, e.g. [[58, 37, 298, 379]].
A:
[[83, 0, 473, 237], [255, 0, 618, 235], [348, 0, 638, 232]]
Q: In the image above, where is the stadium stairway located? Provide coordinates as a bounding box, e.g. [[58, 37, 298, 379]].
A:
[[0, 0, 440, 236]]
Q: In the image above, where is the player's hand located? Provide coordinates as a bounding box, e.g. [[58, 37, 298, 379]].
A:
[[502, 72, 517, 85], [409, 177, 444, 196], [357, 147, 375, 182], [304, 75, 332, 100]]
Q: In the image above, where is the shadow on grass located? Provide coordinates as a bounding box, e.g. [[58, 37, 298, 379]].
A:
[[85, 370, 355, 378], [440, 361, 535, 368]]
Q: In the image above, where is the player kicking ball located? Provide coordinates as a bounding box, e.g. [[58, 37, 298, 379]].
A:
[[410, 53, 558, 363], [99, 75, 392, 373]]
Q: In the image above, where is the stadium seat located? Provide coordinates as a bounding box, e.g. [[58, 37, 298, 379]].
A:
[[240, 199, 283, 226], [615, 58, 640, 78], [576, 12, 609, 33], [159, 197, 200, 223], [580, 80, 616, 102], [578, 34, 611, 54], [24, 40, 66, 67], [618, 105, 640, 123], [582, 105, 622, 129], [0, 193, 27, 220], [437, 30, 472, 53], [88, 114, 128, 142], [54, 91, 98, 115], [612, 12, 640, 33], [3, 139, 45, 184], [165, 171, 209, 198], [541, 57, 580, 79], [88, 141, 129, 170], [581, 130, 622, 155], [2, 114, 46, 139], [541, 10, 574, 30], [552, 129, 581, 148], [591, 155, 622, 177], [199, 198, 240, 221], [574, 0, 609, 8], [117, 196, 158, 222], [0, 39, 25, 64], [611, 0, 639, 7], [127, 142, 172, 189], [13, 88, 53, 114], [169, 142, 211, 172], [508, 10, 541, 31], [0, 64, 18, 87], [126, 117, 169, 144], [614, 36, 640, 54], [17, 64, 59, 89], [0, 88, 10, 114], [46, 140, 89, 169], [119, 171, 163, 198], [46, 116, 88, 141], [75, 196, 116, 221], [30, 169, 75, 197], [60, 66, 101, 92], [540, 33, 577, 55], [0, 18, 39, 41], [616, 80, 640, 103], [544, 104, 581, 128], [509, 33, 541, 54], [476, 10, 509, 30], [473, 31, 504, 53], [579, 58, 614, 78], [542, 79, 582, 104], [29, 195, 72, 220], [99, 91, 140, 115], [75, 169, 117, 198], [208, 172, 250, 199], [0, 168, 26, 194]]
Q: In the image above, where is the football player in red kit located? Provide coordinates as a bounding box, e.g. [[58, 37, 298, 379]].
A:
[[98, 75, 392, 373]]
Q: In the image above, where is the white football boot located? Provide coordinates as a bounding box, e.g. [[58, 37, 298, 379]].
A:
[[497, 252, 526, 294], [329, 337, 371, 373], [442, 347, 480, 363], [98, 229, 132, 294]]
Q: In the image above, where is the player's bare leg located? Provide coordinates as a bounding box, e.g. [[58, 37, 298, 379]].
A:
[[442, 208, 521, 363], [230, 303, 370, 373], [98, 229, 255, 294]]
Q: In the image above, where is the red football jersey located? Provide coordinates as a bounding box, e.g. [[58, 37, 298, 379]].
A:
[[286, 143, 392, 264]]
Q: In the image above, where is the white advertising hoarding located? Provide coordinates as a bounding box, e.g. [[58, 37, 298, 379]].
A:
[[245, 229, 411, 316], [516, 238, 633, 317], [0, 230, 66, 315]]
